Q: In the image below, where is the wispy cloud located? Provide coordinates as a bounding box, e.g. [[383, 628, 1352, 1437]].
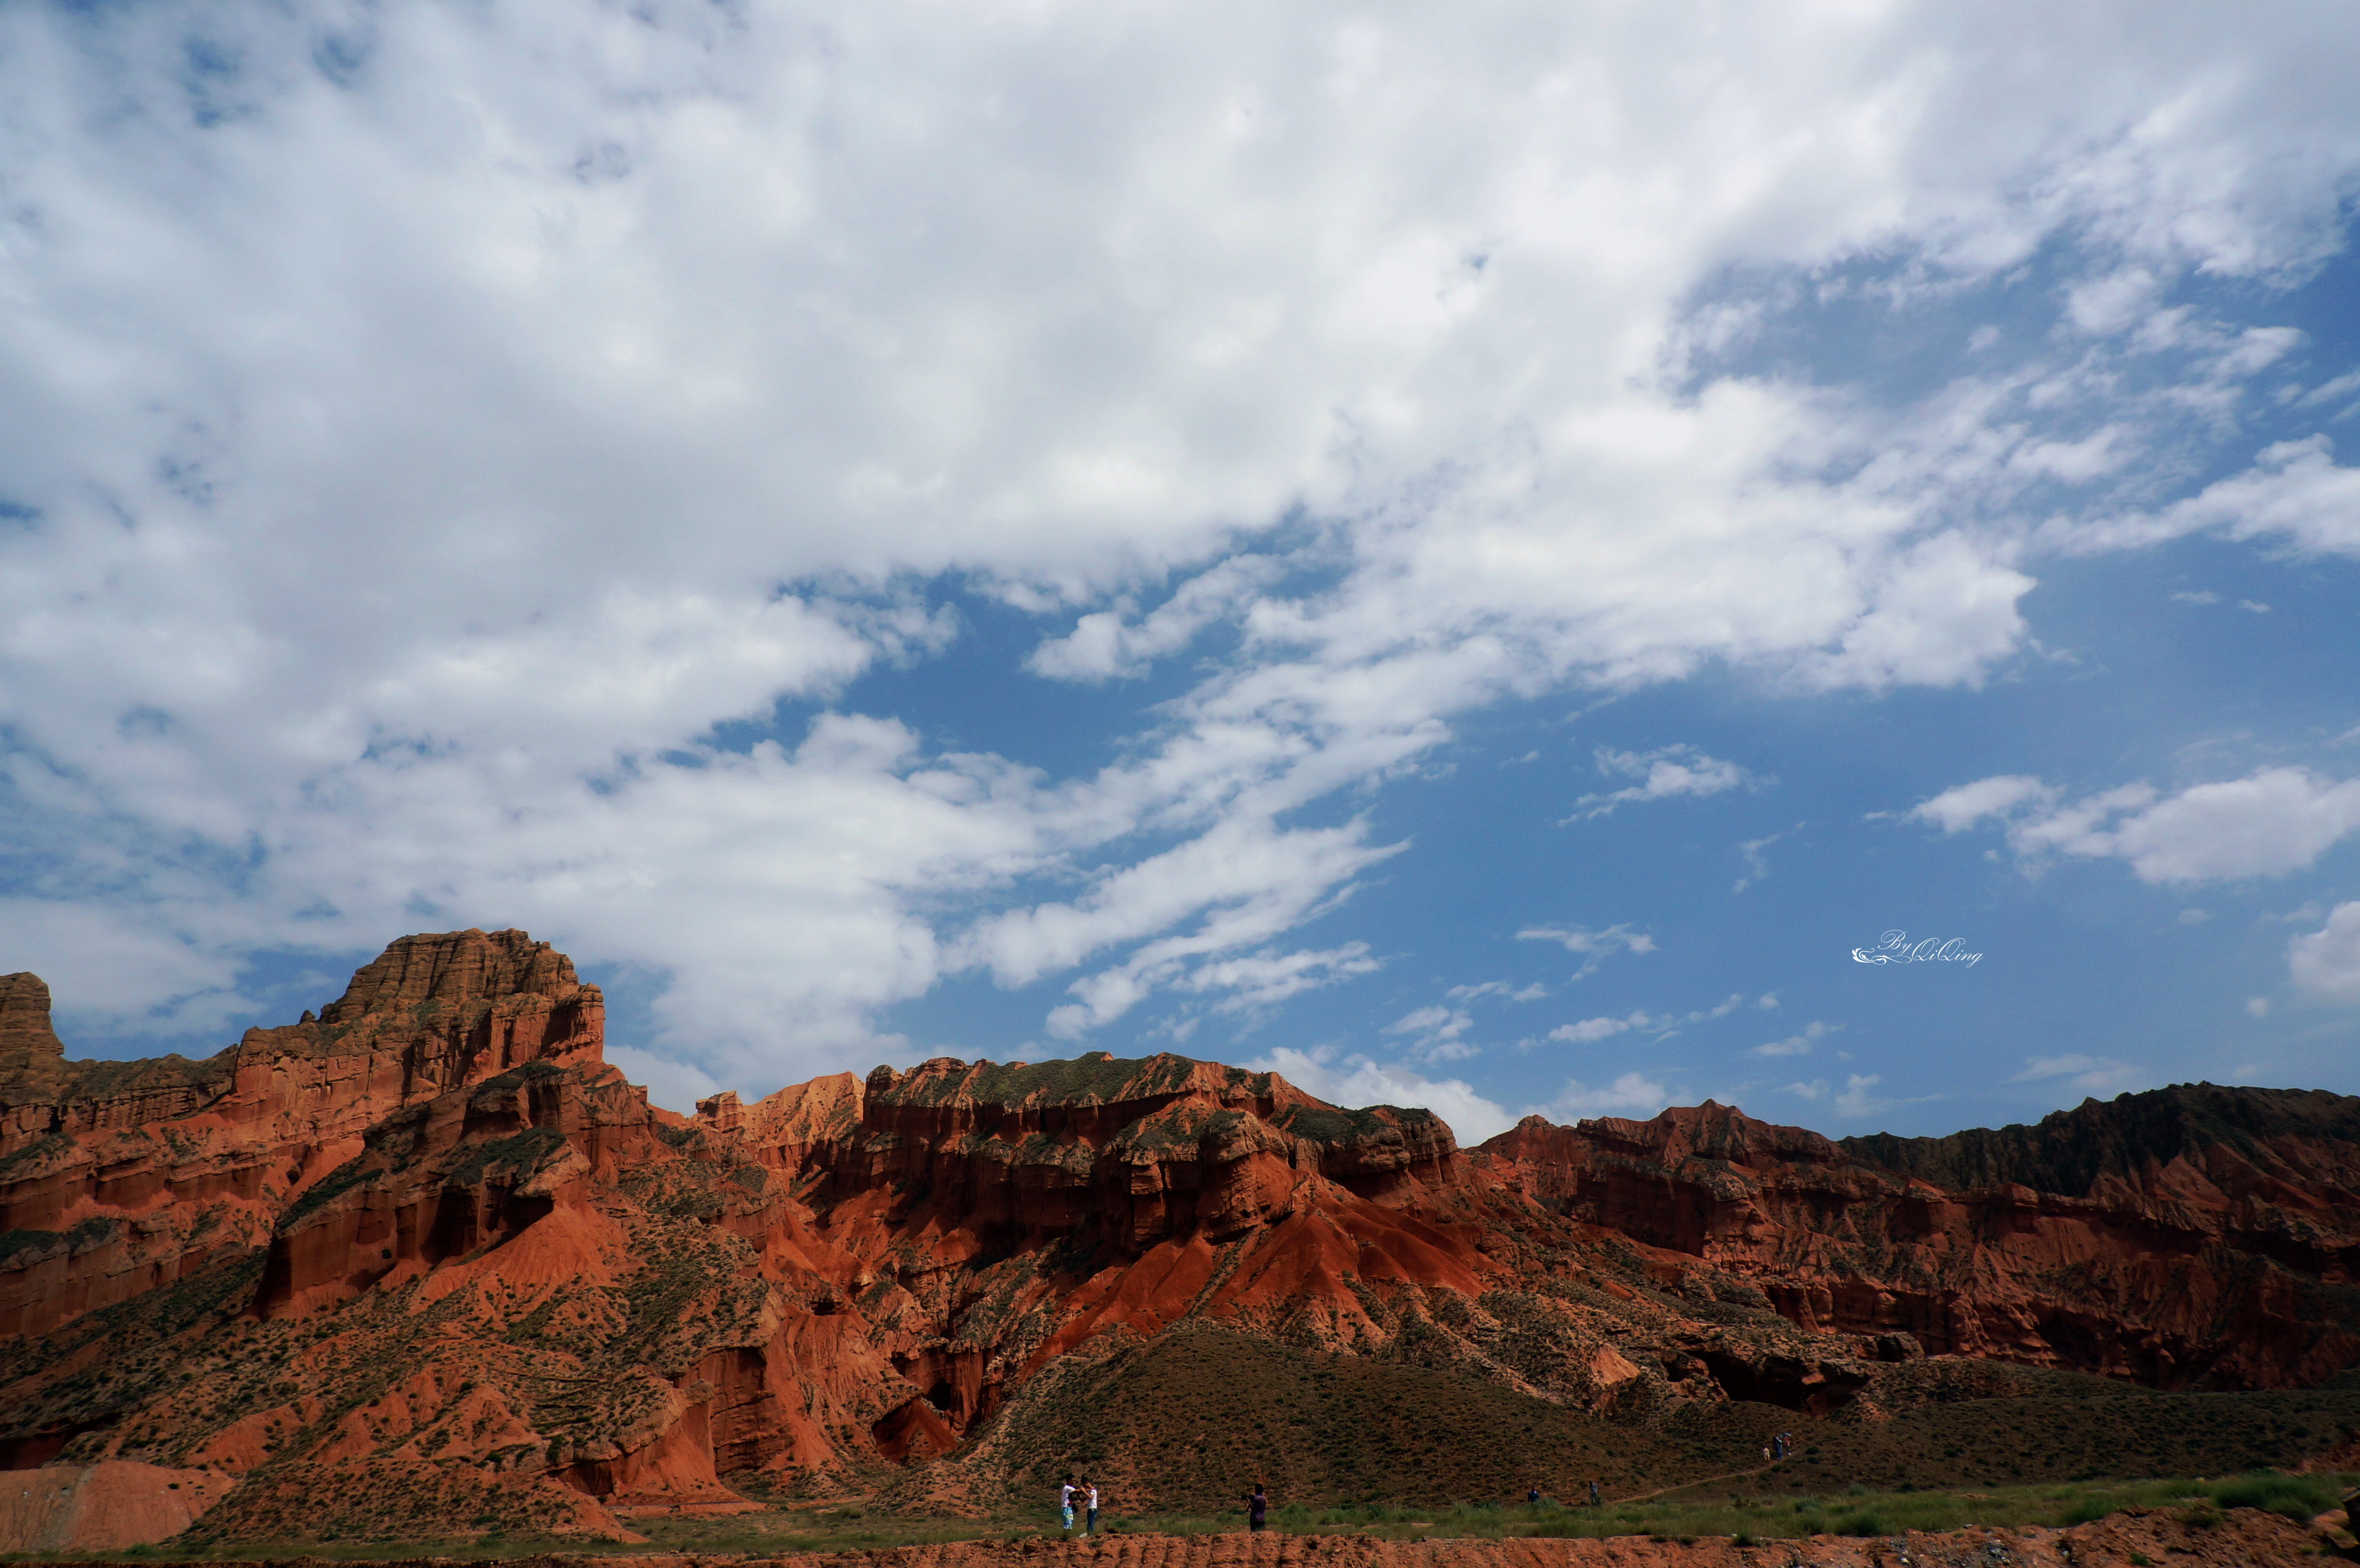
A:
[[1515, 924, 1658, 980], [2010, 1054, 2144, 1094], [1749, 1020, 1841, 1057], [1567, 746, 1754, 822]]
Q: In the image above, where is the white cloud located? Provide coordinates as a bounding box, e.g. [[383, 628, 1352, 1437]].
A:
[[1248, 1046, 1516, 1144], [1834, 1074, 1888, 1115], [1568, 745, 1751, 821], [1550, 1013, 1649, 1044], [2053, 437, 2360, 558], [2, 0, 2358, 1090], [1789, 1072, 1932, 1119], [2289, 902, 2360, 1004], [1911, 775, 2058, 833], [2246, 996, 2272, 1017], [1750, 1020, 1839, 1057], [1447, 980, 1548, 1003], [1529, 1073, 1677, 1122], [606, 1043, 726, 1116], [1026, 556, 1288, 682], [2011, 1053, 2144, 1093], [1914, 767, 2360, 883], [1732, 828, 1795, 894], [1382, 1004, 1483, 1061], [1546, 992, 1745, 1046], [1516, 923, 1658, 980], [1182, 944, 1384, 1014]]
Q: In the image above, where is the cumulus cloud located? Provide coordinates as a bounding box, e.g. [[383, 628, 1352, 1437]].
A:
[[2, 0, 2359, 1092], [2053, 437, 2360, 558], [1530, 1073, 1678, 1122], [2289, 902, 2360, 1003], [1249, 1046, 1517, 1144], [1550, 1013, 1650, 1044], [1914, 767, 2360, 883]]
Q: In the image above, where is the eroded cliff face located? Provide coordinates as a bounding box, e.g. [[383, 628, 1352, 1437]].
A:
[[0, 930, 605, 1341], [1475, 1097, 2360, 1391], [2, 928, 2358, 1548]]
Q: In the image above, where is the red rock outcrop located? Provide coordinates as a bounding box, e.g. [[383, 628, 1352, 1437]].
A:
[[0, 930, 607, 1340], [1477, 1096, 2360, 1391], [3, 927, 2359, 1548]]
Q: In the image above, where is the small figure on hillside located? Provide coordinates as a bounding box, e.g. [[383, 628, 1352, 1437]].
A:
[[1762, 1446, 1771, 1462], [1780, 1431, 1793, 1457], [1085, 1478, 1100, 1535], [1526, 1485, 1541, 1506], [1587, 1480, 1601, 1508], [1060, 1474, 1077, 1533], [1246, 1482, 1269, 1532]]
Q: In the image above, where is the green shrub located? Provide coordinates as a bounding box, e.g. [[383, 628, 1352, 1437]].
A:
[[2205, 1471, 2337, 1525]]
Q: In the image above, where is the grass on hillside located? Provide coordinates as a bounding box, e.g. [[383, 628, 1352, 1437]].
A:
[[31, 1471, 2349, 1561], [936, 1316, 2360, 1516], [1107, 1470, 2360, 1544]]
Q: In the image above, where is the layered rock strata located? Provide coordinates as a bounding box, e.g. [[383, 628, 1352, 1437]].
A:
[[1, 927, 2357, 1547]]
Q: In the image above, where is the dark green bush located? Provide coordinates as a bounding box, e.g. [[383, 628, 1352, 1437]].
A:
[[2205, 1471, 2337, 1525]]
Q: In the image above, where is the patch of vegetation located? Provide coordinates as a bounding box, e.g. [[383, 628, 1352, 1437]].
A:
[[1273, 1104, 1393, 1144], [0, 1133, 70, 1179], [442, 1127, 565, 1190], [0, 1227, 62, 1268], [1841, 1083, 2360, 1199], [882, 1052, 1265, 1111], [278, 1154, 375, 1229], [464, 1060, 567, 1111]]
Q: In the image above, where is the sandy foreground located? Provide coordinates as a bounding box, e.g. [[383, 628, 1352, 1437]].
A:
[[17, 1510, 2353, 1568]]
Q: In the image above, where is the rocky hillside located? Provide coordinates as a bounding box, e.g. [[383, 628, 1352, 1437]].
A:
[[2, 929, 2357, 1546]]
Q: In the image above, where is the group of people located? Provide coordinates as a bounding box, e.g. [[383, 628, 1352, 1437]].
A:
[[1059, 1479, 1264, 1534], [1527, 1483, 1605, 1507], [1058, 1477, 1103, 1534], [1760, 1432, 1795, 1462]]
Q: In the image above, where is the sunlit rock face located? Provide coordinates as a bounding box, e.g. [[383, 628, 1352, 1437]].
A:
[[2, 928, 2357, 1544]]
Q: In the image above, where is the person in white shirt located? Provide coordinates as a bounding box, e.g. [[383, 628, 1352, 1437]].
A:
[[1084, 1479, 1100, 1534]]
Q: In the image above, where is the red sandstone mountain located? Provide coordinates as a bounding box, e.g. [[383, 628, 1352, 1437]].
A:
[[2, 930, 2357, 1546]]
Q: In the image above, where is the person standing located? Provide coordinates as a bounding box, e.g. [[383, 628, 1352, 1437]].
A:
[[1084, 1478, 1100, 1535], [1587, 1481, 1600, 1507], [1059, 1474, 1077, 1533], [1246, 1482, 1269, 1533], [1526, 1485, 1541, 1506]]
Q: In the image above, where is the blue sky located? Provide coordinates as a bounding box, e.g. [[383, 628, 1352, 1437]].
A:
[[4, 0, 2360, 1141]]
